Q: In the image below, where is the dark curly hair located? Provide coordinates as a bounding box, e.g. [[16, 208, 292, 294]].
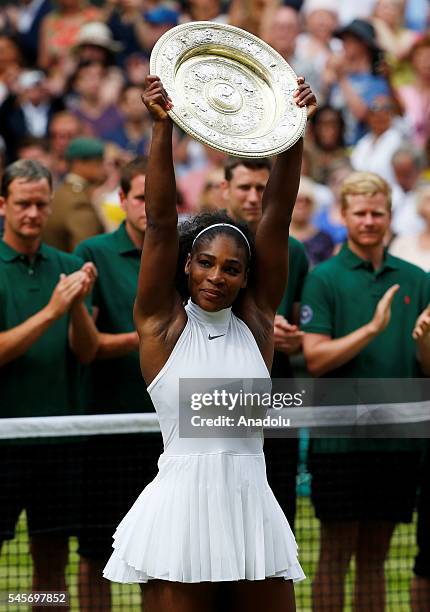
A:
[[176, 210, 255, 302]]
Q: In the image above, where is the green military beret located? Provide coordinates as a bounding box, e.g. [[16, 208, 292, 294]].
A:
[[65, 137, 105, 161]]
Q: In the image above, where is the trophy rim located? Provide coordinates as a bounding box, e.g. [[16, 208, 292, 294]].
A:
[[150, 21, 307, 158]]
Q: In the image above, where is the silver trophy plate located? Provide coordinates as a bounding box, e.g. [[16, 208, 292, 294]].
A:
[[150, 21, 307, 158]]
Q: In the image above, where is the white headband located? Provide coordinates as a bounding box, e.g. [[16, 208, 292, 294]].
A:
[[191, 223, 251, 258]]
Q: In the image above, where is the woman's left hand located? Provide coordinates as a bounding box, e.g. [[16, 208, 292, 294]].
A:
[[293, 77, 317, 119]]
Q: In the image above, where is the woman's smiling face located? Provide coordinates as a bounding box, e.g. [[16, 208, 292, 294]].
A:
[[185, 234, 249, 312]]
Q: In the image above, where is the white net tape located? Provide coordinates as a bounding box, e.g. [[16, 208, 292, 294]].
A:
[[1, 401, 429, 439]]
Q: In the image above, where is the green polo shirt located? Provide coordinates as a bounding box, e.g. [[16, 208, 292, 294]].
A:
[[0, 240, 85, 419], [278, 236, 309, 321], [75, 223, 154, 413], [300, 244, 430, 452], [271, 237, 309, 378]]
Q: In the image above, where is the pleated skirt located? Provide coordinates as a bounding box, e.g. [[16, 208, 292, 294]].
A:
[[103, 452, 305, 583]]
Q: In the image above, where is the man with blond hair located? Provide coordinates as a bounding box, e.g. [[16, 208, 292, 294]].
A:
[[300, 171, 430, 611]]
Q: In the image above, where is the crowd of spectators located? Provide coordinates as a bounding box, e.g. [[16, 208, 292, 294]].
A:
[[0, 0, 429, 610], [0, 0, 427, 245]]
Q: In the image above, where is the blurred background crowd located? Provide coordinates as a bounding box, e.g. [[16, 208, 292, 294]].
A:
[[0, 0, 428, 264]]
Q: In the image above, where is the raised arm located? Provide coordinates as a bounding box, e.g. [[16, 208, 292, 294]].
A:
[[252, 78, 316, 314], [134, 76, 182, 333]]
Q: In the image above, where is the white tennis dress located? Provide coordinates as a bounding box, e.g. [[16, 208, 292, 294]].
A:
[[103, 300, 305, 583]]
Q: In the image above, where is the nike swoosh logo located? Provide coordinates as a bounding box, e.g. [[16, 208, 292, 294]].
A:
[[208, 334, 225, 340]]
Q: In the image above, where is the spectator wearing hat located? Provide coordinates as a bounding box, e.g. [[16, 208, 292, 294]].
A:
[[0, 70, 64, 163], [395, 34, 430, 148], [73, 21, 123, 67], [67, 60, 123, 139], [49, 22, 125, 106], [43, 137, 105, 252], [324, 18, 390, 145]]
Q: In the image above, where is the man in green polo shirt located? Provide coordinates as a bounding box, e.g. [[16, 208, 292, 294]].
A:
[[221, 156, 309, 529], [0, 160, 98, 599], [75, 157, 162, 611], [300, 171, 430, 611], [221, 156, 308, 364]]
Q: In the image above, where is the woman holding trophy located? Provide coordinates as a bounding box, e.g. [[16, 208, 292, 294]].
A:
[[104, 22, 317, 611]]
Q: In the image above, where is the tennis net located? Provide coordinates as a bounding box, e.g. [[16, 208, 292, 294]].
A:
[[0, 410, 426, 611]]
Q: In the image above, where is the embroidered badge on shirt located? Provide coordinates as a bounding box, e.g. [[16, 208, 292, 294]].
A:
[[300, 305, 314, 325]]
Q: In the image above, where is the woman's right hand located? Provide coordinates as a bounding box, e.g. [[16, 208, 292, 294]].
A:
[[142, 75, 173, 121]]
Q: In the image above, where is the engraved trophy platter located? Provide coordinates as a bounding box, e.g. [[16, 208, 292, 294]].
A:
[[150, 21, 307, 158]]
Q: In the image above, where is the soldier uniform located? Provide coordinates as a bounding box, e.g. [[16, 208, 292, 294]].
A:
[[43, 138, 105, 252]]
